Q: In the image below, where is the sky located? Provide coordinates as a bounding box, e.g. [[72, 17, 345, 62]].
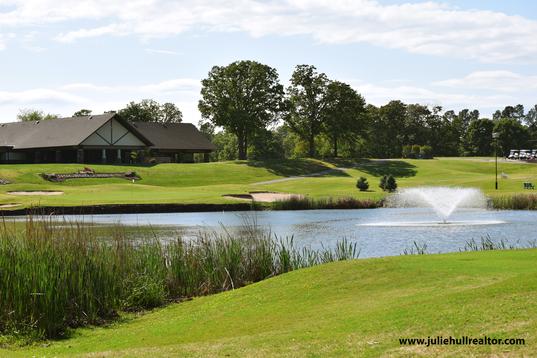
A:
[[0, 0, 536, 124]]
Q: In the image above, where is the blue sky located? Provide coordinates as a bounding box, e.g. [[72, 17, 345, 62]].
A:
[[0, 0, 536, 123]]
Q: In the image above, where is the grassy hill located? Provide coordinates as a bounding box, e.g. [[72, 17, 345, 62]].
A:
[[5, 249, 536, 357], [0, 157, 536, 209]]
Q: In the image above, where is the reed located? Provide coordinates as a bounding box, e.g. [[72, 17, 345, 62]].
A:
[[491, 194, 537, 210], [271, 196, 381, 210], [0, 216, 359, 339]]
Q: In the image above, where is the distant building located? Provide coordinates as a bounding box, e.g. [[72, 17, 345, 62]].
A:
[[0, 113, 216, 164]]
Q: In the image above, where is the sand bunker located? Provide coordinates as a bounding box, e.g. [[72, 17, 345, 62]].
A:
[[0, 203, 20, 208], [224, 192, 304, 203], [8, 191, 64, 196]]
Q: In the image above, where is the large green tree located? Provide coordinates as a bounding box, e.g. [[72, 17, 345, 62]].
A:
[[118, 99, 182, 123], [461, 118, 494, 156], [366, 101, 407, 158], [198, 60, 285, 160], [322, 81, 366, 157], [285, 65, 329, 157], [493, 118, 529, 156]]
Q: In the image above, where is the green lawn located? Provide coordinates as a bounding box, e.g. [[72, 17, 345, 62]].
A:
[[0, 157, 536, 208], [4, 249, 536, 357]]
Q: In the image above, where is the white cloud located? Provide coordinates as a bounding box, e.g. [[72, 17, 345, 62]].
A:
[[0, 88, 86, 105], [145, 48, 181, 56], [0, 32, 16, 50], [348, 79, 514, 112], [435, 71, 537, 92], [55, 24, 125, 43], [1, 0, 537, 62], [0, 78, 202, 123]]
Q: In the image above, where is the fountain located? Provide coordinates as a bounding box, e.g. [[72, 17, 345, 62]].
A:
[[387, 187, 487, 223], [359, 186, 503, 227]]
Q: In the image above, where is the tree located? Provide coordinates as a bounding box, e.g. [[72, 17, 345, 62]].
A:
[[73, 109, 92, 117], [461, 118, 494, 156], [524, 105, 537, 140], [493, 105, 524, 121], [493, 118, 529, 156], [199, 60, 285, 160], [379, 175, 397, 192], [366, 101, 407, 158], [118, 99, 182, 123], [386, 175, 397, 192], [356, 177, 369, 191], [322, 81, 366, 157], [17, 109, 58, 122], [160, 102, 183, 123], [285, 65, 329, 157]]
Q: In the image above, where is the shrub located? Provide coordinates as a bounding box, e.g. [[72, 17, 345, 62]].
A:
[[356, 177, 369, 191], [402, 145, 412, 158], [386, 175, 397, 192], [411, 144, 421, 158], [379, 175, 388, 191], [380, 175, 397, 192], [420, 145, 433, 159]]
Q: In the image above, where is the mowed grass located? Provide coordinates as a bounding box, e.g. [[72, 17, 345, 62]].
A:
[[0, 157, 536, 208], [4, 249, 536, 357]]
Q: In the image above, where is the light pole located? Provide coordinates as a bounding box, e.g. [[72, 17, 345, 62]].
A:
[[492, 132, 499, 190]]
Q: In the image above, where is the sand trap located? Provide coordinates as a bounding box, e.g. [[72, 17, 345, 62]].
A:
[[224, 192, 304, 203], [0, 203, 20, 208], [8, 191, 64, 196]]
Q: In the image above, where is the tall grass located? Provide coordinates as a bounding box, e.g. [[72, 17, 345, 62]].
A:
[[271, 196, 381, 210], [492, 194, 537, 210], [0, 216, 359, 339]]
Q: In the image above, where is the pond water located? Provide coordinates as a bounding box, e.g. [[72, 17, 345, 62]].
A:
[[58, 208, 537, 258]]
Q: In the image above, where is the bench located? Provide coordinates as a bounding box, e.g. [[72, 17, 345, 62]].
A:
[[524, 182, 535, 190]]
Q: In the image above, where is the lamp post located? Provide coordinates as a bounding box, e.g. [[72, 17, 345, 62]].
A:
[[492, 132, 499, 190]]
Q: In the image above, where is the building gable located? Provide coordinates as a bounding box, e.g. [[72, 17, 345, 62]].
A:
[[81, 118, 146, 147]]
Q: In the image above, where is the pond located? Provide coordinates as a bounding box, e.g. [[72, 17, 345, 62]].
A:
[[58, 208, 537, 258]]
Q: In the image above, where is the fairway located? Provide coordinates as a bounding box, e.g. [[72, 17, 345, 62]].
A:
[[4, 249, 535, 357], [0, 157, 536, 209]]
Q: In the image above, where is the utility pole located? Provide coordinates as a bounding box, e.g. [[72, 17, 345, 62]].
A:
[[493, 132, 499, 190]]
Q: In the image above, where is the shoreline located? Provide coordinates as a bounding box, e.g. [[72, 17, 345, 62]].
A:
[[0, 203, 261, 216], [1, 193, 535, 216], [0, 199, 383, 216]]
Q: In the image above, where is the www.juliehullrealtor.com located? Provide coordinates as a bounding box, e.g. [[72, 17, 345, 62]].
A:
[[399, 335, 525, 347]]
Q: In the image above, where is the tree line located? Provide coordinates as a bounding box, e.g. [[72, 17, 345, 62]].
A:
[[199, 61, 537, 160], [16, 60, 537, 160]]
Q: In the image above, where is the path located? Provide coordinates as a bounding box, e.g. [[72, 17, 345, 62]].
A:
[[252, 167, 348, 185]]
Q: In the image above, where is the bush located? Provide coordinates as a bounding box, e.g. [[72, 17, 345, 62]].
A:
[[402, 145, 412, 158], [356, 177, 369, 191], [380, 175, 397, 192], [420, 145, 433, 159], [386, 175, 397, 192], [379, 175, 387, 191], [411, 144, 421, 158]]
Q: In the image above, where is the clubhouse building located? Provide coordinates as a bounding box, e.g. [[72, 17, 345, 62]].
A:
[[0, 113, 216, 164]]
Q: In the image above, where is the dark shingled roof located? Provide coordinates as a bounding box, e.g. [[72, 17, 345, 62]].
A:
[[0, 113, 141, 149], [0, 114, 214, 151], [130, 122, 216, 151]]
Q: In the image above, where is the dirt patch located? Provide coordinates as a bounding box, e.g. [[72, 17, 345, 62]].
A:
[[7, 191, 64, 196], [223, 192, 304, 203], [0, 203, 20, 209]]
